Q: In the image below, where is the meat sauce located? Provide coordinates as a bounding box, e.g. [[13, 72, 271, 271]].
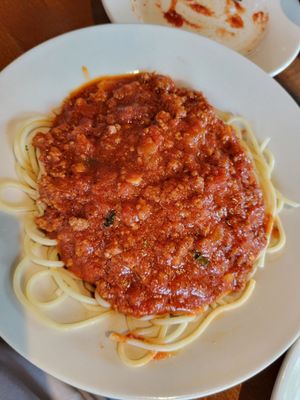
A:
[[33, 72, 267, 317]]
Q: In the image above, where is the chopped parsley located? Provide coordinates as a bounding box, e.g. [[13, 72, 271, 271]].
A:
[[103, 210, 116, 227], [85, 157, 98, 167], [193, 251, 209, 267]]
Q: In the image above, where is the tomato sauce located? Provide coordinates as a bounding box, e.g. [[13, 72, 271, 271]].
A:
[[227, 14, 244, 29], [234, 1, 245, 13], [189, 3, 214, 17], [252, 11, 268, 25], [33, 72, 267, 317], [225, 0, 245, 14], [163, 0, 184, 27], [164, 9, 184, 27], [162, 0, 202, 28]]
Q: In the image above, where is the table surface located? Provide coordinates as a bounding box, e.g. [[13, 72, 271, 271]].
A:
[[0, 1, 299, 399]]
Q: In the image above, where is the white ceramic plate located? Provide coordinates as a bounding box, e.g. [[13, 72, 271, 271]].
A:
[[0, 24, 300, 400], [102, 0, 300, 76], [271, 338, 300, 400]]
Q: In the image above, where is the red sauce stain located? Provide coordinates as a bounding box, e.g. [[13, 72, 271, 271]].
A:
[[225, 0, 245, 15], [163, 0, 201, 29], [127, 332, 149, 341], [111, 333, 127, 343], [185, 19, 201, 29], [227, 14, 244, 29], [252, 11, 269, 24], [163, 0, 183, 27], [153, 351, 173, 361], [189, 3, 214, 17], [216, 27, 235, 38], [224, 0, 233, 15], [234, 1, 245, 13], [164, 8, 184, 27], [81, 66, 91, 81], [111, 331, 149, 343]]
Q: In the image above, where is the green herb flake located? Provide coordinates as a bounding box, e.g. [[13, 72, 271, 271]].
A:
[[25, 145, 29, 151], [103, 210, 116, 227], [194, 251, 209, 267], [85, 157, 98, 167], [143, 240, 149, 248]]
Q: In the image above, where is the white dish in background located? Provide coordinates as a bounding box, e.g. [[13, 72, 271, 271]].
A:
[[102, 0, 300, 76], [0, 24, 300, 400], [271, 338, 300, 400]]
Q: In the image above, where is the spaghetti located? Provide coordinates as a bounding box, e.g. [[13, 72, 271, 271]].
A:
[[0, 74, 298, 367]]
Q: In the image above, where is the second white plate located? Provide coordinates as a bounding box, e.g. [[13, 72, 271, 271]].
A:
[[102, 0, 300, 76]]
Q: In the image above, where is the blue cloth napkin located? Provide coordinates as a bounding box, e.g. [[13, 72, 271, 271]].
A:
[[0, 340, 113, 400]]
